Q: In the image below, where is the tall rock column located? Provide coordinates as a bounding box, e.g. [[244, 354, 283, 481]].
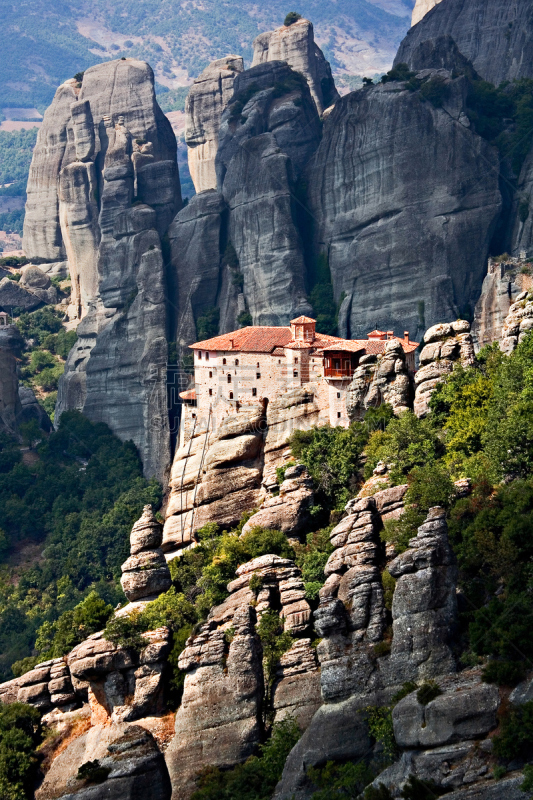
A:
[[414, 320, 475, 416], [252, 18, 339, 114], [185, 56, 243, 193], [40, 59, 182, 481]]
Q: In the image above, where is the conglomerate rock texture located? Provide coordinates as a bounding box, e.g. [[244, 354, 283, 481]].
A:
[[30, 59, 181, 480], [305, 72, 501, 341]]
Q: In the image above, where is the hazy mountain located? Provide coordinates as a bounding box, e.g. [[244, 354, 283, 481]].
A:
[[1, 0, 414, 112]]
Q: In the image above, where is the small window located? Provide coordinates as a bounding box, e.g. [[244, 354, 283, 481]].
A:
[[337, 392, 341, 399], [295, 357, 298, 364], [192, 413, 196, 418], [205, 352, 209, 361], [235, 359, 239, 366], [229, 392, 233, 399], [198, 351, 202, 360], [256, 362, 260, 368], [337, 411, 341, 419], [209, 388, 213, 396], [293, 370, 298, 378], [223, 358, 227, 365], [227, 374, 231, 383], [252, 387, 257, 397], [278, 359, 281, 364], [256, 372, 261, 379], [209, 371, 213, 378]]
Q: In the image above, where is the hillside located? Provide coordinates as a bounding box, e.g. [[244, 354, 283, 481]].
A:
[[1, 0, 413, 112]]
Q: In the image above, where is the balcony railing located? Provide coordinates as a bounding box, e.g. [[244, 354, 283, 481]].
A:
[[324, 367, 354, 379]]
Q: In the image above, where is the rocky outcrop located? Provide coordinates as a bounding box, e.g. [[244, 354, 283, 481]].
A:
[[0, 324, 22, 435], [166, 553, 317, 798], [18, 386, 52, 432], [251, 18, 339, 115], [397, 0, 533, 86], [36, 724, 171, 800], [0, 657, 77, 713], [383, 507, 458, 684], [275, 507, 459, 799], [240, 464, 314, 540], [19, 265, 58, 305], [185, 56, 243, 193], [121, 506, 172, 603], [306, 72, 501, 341], [414, 320, 475, 417], [163, 405, 265, 553], [346, 340, 413, 420], [68, 627, 171, 725], [0, 276, 49, 312], [499, 288, 533, 355]]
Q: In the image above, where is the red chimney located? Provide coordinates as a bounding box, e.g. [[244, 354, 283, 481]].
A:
[[404, 331, 409, 342], [386, 330, 394, 339]]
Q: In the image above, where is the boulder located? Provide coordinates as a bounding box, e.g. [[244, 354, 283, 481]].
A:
[[240, 465, 314, 539], [0, 277, 44, 312], [120, 506, 171, 602]]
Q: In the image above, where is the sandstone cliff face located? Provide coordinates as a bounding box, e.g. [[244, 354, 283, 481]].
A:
[[251, 18, 339, 115], [471, 259, 525, 350], [38, 59, 181, 480], [499, 288, 533, 355], [305, 73, 502, 340], [397, 0, 533, 86], [185, 56, 244, 193]]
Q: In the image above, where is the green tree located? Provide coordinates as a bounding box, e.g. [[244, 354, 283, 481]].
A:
[[0, 702, 41, 800]]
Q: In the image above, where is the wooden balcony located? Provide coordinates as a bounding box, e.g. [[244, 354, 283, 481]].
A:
[[324, 367, 354, 379]]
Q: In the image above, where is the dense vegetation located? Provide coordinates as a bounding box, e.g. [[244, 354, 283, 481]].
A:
[[0, 702, 41, 800], [0, 129, 38, 186], [15, 307, 76, 418], [0, 411, 161, 679]]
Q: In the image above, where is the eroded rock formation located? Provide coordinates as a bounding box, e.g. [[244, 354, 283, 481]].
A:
[[240, 464, 314, 540], [251, 18, 339, 115], [185, 56, 243, 192], [0, 324, 23, 435], [36, 59, 181, 480], [414, 320, 475, 417], [411, 0, 443, 27], [346, 339, 413, 420], [121, 506, 172, 603], [499, 288, 533, 355]]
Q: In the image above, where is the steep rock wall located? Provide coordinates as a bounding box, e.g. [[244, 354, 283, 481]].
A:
[[40, 59, 181, 480], [305, 73, 502, 340]]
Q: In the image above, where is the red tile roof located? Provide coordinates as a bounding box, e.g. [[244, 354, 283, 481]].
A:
[[179, 389, 196, 401], [291, 315, 316, 324], [191, 327, 418, 355]]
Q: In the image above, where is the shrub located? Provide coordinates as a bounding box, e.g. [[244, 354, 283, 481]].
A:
[[481, 659, 526, 686], [416, 681, 442, 706], [365, 705, 397, 760], [308, 760, 375, 799], [381, 570, 396, 610], [284, 12, 302, 26], [257, 610, 294, 706], [288, 423, 368, 511], [34, 591, 114, 660], [419, 76, 449, 107], [196, 307, 219, 340], [401, 775, 446, 798], [364, 412, 444, 484], [493, 701, 533, 762], [392, 681, 418, 705], [76, 759, 111, 784], [0, 702, 41, 800], [237, 310, 253, 327], [381, 63, 416, 83], [103, 610, 149, 652]]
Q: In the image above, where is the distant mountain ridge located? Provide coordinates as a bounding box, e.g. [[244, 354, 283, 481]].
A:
[[1, 0, 414, 112]]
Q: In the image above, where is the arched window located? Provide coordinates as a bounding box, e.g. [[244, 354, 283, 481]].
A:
[[235, 359, 239, 366], [229, 392, 233, 399], [227, 374, 231, 383], [223, 358, 227, 365]]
